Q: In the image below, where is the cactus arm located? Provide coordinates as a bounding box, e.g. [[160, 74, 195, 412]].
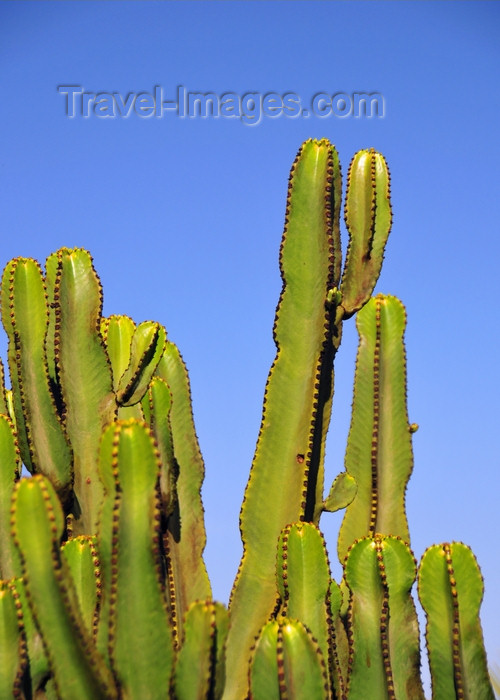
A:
[[0, 258, 72, 497], [339, 150, 392, 318], [97, 420, 174, 698], [344, 535, 424, 699], [143, 376, 176, 519], [279, 620, 329, 700], [248, 621, 281, 700], [101, 315, 144, 420], [418, 542, 494, 699], [11, 475, 118, 699], [155, 342, 212, 627], [61, 536, 101, 639], [0, 580, 27, 699], [0, 415, 21, 579], [277, 524, 331, 637], [249, 618, 329, 700], [226, 139, 340, 699], [102, 315, 167, 408], [116, 321, 166, 406], [101, 315, 136, 391], [174, 601, 229, 700], [52, 248, 116, 533], [338, 295, 414, 562], [277, 522, 340, 697]]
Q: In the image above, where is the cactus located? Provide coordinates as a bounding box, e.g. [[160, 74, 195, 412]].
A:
[[0, 139, 494, 699]]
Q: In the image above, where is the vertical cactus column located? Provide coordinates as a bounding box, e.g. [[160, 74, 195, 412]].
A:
[[96, 420, 175, 698], [337, 295, 414, 562], [225, 139, 341, 699], [49, 248, 117, 534], [225, 141, 392, 700], [1, 258, 73, 502], [418, 542, 493, 699], [155, 342, 212, 640], [249, 618, 330, 700], [343, 535, 423, 699], [276, 522, 343, 698]]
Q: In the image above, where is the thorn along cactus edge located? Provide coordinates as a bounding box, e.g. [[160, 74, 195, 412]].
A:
[[0, 139, 494, 700]]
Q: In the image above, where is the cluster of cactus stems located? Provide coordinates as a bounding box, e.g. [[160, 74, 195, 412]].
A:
[[0, 139, 494, 699]]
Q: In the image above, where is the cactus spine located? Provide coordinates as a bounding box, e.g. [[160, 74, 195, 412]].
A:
[[0, 140, 493, 699]]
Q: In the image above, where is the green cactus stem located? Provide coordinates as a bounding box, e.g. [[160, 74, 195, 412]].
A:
[[276, 522, 342, 698], [338, 295, 414, 563], [101, 314, 144, 422], [97, 419, 174, 698], [101, 315, 136, 393], [142, 376, 177, 519], [339, 149, 392, 318], [173, 600, 229, 700], [0, 579, 27, 699], [418, 542, 494, 699], [0, 257, 73, 501], [61, 536, 101, 640], [101, 313, 167, 411], [344, 535, 424, 699], [115, 320, 166, 407], [11, 474, 118, 699], [102, 314, 143, 422], [49, 248, 117, 534], [249, 618, 329, 700], [155, 343, 212, 640], [0, 414, 21, 580], [329, 580, 349, 700], [11, 577, 51, 697], [226, 138, 341, 699]]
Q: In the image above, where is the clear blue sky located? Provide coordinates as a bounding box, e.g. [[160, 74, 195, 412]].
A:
[[2, 0, 499, 688]]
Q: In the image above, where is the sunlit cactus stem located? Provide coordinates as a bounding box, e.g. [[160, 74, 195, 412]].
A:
[[226, 139, 341, 698], [337, 294, 414, 562], [418, 542, 493, 699]]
